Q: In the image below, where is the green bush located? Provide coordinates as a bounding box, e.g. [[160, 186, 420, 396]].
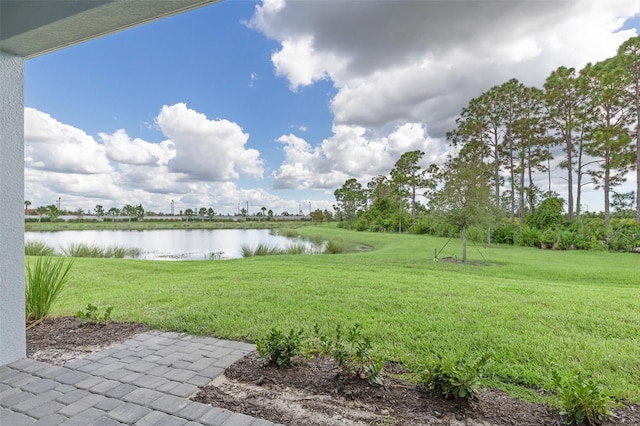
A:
[[25, 256, 74, 324], [329, 323, 383, 385], [256, 327, 304, 368], [415, 354, 488, 400], [491, 225, 515, 245], [409, 216, 436, 235], [304, 323, 383, 385], [514, 226, 541, 248], [553, 370, 614, 425], [76, 303, 114, 324], [540, 228, 557, 249], [607, 221, 640, 252]]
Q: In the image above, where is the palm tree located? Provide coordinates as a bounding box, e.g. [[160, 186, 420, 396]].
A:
[[24, 200, 31, 215]]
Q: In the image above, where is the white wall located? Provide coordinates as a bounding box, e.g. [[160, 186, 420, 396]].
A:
[[0, 51, 26, 365]]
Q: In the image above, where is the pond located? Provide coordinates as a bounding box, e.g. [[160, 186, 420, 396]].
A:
[[24, 229, 322, 260]]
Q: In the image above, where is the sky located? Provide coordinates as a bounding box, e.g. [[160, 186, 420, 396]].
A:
[[24, 0, 640, 216]]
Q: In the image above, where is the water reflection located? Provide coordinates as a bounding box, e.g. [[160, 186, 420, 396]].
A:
[[24, 229, 321, 260]]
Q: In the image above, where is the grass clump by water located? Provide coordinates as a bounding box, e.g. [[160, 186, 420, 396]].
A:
[[324, 237, 358, 254], [25, 256, 74, 325], [284, 242, 308, 255], [61, 243, 141, 258], [241, 242, 311, 257], [241, 243, 282, 257], [25, 240, 55, 256]]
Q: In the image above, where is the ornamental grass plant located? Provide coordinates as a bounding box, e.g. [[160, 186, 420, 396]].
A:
[[25, 256, 74, 325]]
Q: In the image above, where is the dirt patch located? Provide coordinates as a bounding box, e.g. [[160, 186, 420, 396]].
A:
[[27, 316, 146, 365], [26, 318, 639, 425]]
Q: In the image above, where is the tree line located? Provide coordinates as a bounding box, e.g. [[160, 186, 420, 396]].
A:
[[334, 37, 640, 260]]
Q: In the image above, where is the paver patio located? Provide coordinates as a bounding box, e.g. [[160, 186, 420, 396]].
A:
[[0, 331, 281, 425]]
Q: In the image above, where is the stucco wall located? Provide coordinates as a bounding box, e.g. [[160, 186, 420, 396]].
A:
[[0, 51, 26, 365]]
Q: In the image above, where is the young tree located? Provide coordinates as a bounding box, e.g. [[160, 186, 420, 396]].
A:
[[34, 206, 46, 222], [310, 209, 324, 224], [135, 204, 145, 220], [334, 178, 367, 229], [107, 207, 120, 220], [431, 152, 496, 262], [207, 207, 216, 220], [46, 204, 60, 221], [122, 204, 136, 222]]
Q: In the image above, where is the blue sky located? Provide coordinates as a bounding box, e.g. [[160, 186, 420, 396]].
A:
[[24, 0, 640, 215]]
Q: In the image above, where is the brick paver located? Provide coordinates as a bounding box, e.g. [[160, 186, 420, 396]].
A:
[[0, 332, 273, 425]]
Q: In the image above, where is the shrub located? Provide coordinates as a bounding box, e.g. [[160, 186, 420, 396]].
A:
[[25, 241, 55, 256], [553, 370, 614, 425], [410, 216, 437, 235], [491, 225, 515, 245], [540, 228, 557, 249], [256, 327, 304, 368], [303, 323, 333, 358], [25, 256, 74, 324], [76, 303, 114, 324], [514, 225, 541, 248], [330, 323, 383, 385], [607, 221, 640, 252], [415, 354, 488, 400], [303, 323, 383, 385], [528, 196, 565, 229]]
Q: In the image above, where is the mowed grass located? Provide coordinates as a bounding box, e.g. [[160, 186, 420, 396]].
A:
[[47, 225, 640, 404]]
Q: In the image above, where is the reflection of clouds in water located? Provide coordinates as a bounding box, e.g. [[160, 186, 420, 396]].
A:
[[24, 229, 323, 261]]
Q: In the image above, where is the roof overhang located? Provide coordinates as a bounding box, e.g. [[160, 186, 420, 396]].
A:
[[0, 0, 220, 59]]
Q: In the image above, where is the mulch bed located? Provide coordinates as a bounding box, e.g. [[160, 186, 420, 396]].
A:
[[194, 352, 560, 425]]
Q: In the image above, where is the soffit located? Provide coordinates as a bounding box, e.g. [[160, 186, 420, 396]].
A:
[[1, 0, 219, 59]]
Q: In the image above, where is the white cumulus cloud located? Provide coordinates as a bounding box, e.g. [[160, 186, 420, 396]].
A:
[[101, 129, 173, 166], [158, 103, 264, 181], [250, 0, 638, 137], [272, 122, 447, 190], [24, 108, 113, 174]]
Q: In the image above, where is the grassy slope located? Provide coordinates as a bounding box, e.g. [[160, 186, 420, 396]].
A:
[[49, 225, 640, 403]]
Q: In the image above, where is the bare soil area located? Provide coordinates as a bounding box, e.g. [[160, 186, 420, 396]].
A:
[[27, 318, 639, 425]]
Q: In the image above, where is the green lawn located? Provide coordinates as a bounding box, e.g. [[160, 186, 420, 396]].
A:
[[47, 225, 640, 404]]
